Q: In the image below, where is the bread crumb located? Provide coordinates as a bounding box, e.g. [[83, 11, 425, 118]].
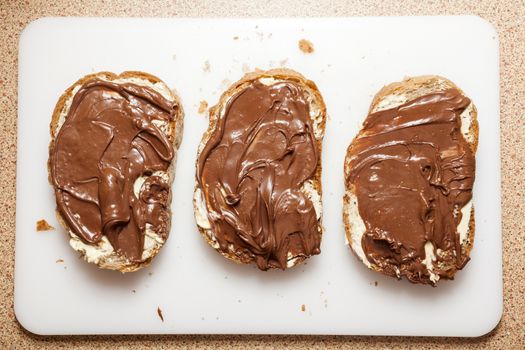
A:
[[132, 289, 136, 293], [233, 36, 239, 40], [36, 219, 54, 231], [55, 259, 64, 263], [198, 100, 208, 114], [298, 39, 314, 54], [157, 307, 164, 322], [220, 79, 231, 90], [301, 304, 306, 312], [203, 60, 211, 72], [374, 281, 378, 287]]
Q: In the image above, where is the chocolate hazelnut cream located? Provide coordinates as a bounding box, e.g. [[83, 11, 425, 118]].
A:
[[346, 89, 475, 284], [197, 80, 322, 270], [50, 79, 176, 262]]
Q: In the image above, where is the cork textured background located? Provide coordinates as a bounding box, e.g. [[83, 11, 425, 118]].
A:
[[0, 1, 523, 348]]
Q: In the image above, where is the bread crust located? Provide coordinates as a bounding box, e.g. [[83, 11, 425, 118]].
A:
[[48, 71, 183, 273], [343, 75, 478, 284], [193, 68, 327, 269]]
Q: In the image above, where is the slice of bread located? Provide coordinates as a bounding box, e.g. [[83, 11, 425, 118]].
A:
[[343, 75, 478, 285], [48, 71, 183, 273], [193, 68, 327, 270]]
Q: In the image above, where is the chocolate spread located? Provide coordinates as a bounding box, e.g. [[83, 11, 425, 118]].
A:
[[50, 79, 176, 262], [346, 89, 475, 284], [197, 80, 322, 270]]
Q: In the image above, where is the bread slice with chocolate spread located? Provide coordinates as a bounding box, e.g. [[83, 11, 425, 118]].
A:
[[343, 76, 478, 285], [194, 69, 327, 271], [48, 71, 183, 272]]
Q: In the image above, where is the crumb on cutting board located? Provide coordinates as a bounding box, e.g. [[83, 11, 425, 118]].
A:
[[198, 100, 208, 114], [233, 36, 239, 40], [36, 219, 54, 231], [301, 304, 306, 312], [203, 60, 211, 72], [298, 39, 314, 54], [157, 307, 164, 322], [374, 281, 378, 287], [220, 79, 231, 90], [55, 259, 64, 263]]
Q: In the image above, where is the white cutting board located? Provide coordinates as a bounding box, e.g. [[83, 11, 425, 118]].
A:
[[14, 16, 502, 336]]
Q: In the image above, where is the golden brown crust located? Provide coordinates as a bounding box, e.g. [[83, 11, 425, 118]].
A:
[[194, 68, 327, 269], [343, 75, 478, 283], [48, 71, 183, 273]]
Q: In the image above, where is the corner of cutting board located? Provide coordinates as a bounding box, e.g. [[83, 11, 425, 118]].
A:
[[465, 15, 499, 44], [14, 291, 47, 336], [19, 17, 54, 50], [471, 295, 503, 338]]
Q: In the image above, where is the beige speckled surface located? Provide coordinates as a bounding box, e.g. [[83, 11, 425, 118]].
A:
[[1, 0, 524, 348]]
